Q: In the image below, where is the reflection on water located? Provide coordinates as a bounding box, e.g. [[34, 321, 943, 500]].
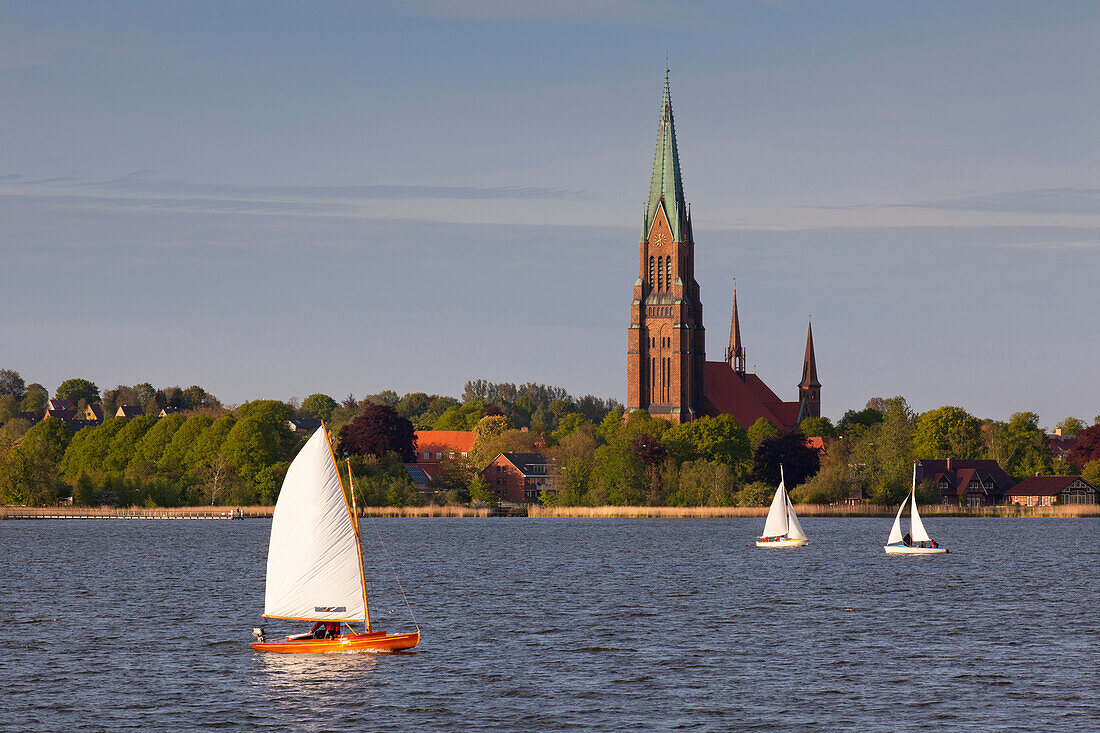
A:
[[2, 517, 1097, 731]]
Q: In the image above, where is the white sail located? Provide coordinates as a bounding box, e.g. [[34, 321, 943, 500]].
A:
[[887, 492, 906, 545], [263, 426, 367, 622], [785, 496, 808, 540], [761, 479, 789, 538], [910, 486, 931, 543]]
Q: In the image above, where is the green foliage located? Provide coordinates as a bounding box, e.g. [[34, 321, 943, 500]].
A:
[[799, 416, 836, 439], [747, 417, 778, 450], [836, 407, 884, 435], [847, 397, 916, 505], [985, 412, 1053, 478], [470, 414, 513, 468], [791, 441, 852, 505], [672, 459, 736, 506], [300, 393, 338, 423], [734, 481, 773, 507], [21, 384, 48, 414], [0, 369, 26, 401], [55, 378, 100, 405], [104, 416, 157, 472], [0, 418, 73, 505], [1055, 417, 1085, 437], [0, 394, 19, 423], [468, 476, 496, 506], [1081, 460, 1100, 488], [912, 406, 982, 459]]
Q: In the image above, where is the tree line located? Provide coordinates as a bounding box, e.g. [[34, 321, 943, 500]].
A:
[[1, 368, 1097, 508]]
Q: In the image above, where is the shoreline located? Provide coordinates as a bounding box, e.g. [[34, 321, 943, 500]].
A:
[[1, 504, 1096, 520]]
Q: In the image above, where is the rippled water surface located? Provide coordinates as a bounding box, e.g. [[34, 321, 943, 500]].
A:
[[1, 517, 1097, 731]]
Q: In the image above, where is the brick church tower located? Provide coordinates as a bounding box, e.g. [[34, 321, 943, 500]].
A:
[[627, 71, 706, 423]]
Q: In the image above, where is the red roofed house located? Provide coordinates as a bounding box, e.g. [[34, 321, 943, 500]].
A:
[[481, 452, 553, 504], [1003, 476, 1097, 507], [414, 430, 475, 465], [1047, 430, 1076, 462], [44, 399, 76, 422], [916, 458, 1016, 507], [625, 74, 818, 429]]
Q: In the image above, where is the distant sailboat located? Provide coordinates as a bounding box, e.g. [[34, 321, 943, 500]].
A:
[[756, 466, 809, 548], [884, 464, 948, 555], [251, 424, 420, 652]]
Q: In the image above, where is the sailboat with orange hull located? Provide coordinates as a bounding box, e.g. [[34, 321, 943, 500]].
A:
[[251, 424, 420, 653]]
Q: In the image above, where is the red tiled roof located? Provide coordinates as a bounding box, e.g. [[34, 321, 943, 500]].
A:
[[414, 430, 475, 454], [703, 361, 801, 429], [1003, 476, 1084, 497]]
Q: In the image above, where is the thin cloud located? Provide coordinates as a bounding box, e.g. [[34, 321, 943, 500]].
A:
[[804, 188, 1100, 215]]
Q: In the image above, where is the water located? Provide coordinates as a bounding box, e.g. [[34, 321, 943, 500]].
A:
[[1, 518, 1096, 731]]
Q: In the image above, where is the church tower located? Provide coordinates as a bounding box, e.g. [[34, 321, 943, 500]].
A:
[[797, 321, 821, 420], [627, 70, 706, 422], [724, 283, 746, 376]]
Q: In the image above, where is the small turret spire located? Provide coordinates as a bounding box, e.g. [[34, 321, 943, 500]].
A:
[[800, 320, 820, 389], [725, 279, 745, 375]]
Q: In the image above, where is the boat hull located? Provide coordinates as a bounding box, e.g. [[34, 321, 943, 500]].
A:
[[884, 545, 947, 555], [756, 538, 809, 548], [252, 630, 420, 653]]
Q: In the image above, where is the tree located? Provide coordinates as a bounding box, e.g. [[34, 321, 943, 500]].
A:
[[912, 406, 982, 459], [1068, 425, 1100, 468], [55, 378, 101, 405], [0, 418, 73, 505], [1000, 412, 1051, 478], [747, 417, 778, 450], [21, 383, 48, 414], [339, 404, 416, 462], [799, 416, 836, 439], [791, 440, 852, 505], [470, 414, 512, 467], [836, 407, 884, 435], [674, 459, 736, 506], [300, 393, 338, 422], [1055, 417, 1086, 437], [846, 397, 915, 505], [751, 430, 820, 488], [0, 369, 25, 400], [1081, 460, 1100, 489]]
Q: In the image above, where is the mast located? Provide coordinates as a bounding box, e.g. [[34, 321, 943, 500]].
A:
[[780, 464, 788, 535], [346, 455, 371, 632]]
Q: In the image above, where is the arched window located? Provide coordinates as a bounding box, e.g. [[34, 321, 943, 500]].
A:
[[648, 256, 655, 289], [666, 257, 672, 287], [657, 257, 663, 291]]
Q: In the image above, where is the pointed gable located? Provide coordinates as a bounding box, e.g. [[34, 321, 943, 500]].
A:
[[800, 321, 820, 389]]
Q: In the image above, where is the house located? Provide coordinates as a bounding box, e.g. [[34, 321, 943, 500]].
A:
[[414, 430, 475, 464], [916, 458, 1016, 507], [115, 405, 143, 418], [1003, 476, 1098, 507], [44, 399, 76, 422], [19, 411, 41, 425], [481, 452, 553, 504], [84, 404, 104, 423], [158, 406, 182, 418], [402, 464, 435, 498], [286, 418, 322, 433], [1047, 430, 1077, 462]]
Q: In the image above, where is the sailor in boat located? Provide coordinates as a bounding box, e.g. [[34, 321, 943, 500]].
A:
[[310, 621, 341, 639], [903, 531, 912, 547]]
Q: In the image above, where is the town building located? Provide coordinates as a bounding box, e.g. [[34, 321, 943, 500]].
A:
[[414, 430, 475, 464], [84, 404, 104, 423], [115, 405, 143, 418], [158, 406, 183, 418], [481, 452, 553, 504], [44, 399, 76, 422], [626, 71, 818, 428], [1047, 429, 1077, 462], [915, 458, 1016, 506], [1003, 476, 1098, 506]]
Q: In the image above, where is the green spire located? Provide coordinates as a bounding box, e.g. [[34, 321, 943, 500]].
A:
[[643, 68, 687, 242]]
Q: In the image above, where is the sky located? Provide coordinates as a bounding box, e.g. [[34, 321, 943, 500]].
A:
[[1, 0, 1097, 426]]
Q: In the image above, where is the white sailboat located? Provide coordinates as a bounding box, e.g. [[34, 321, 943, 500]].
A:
[[756, 466, 809, 548], [884, 464, 948, 555], [251, 424, 420, 652]]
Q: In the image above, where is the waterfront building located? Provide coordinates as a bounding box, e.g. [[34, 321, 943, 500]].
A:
[[626, 71, 818, 428], [915, 458, 1015, 506], [414, 430, 475, 463], [1003, 476, 1098, 506], [481, 452, 552, 504]]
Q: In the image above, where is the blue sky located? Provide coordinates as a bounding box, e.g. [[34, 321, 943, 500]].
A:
[[2, 1, 1097, 425]]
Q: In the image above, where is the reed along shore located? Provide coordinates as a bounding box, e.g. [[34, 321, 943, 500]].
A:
[[2, 504, 1096, 520]]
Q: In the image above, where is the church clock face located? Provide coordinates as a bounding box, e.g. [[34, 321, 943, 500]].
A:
[[652, 231, 666, 246]]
